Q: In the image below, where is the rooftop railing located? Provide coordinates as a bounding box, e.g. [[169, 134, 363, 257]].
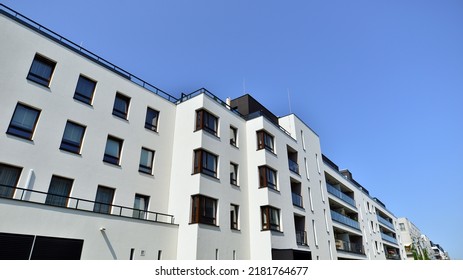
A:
[[0, 185, 175, 225]]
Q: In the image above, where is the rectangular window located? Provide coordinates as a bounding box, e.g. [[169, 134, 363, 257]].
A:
[[112, 93, 130, 120], [258, 165, 277, 190], [7, 103, 41, 140], [73, 75, 96, 105], [256, 130, 274, 152], [103, 136, 123, 165], [230, 162, 238, 186], [261, 206, 280, 231], [193, 149, 218, 178], [145, 107, 159, 132], [230, 204, 239, 230], [45, 175, 73, 207], [399, 223, 406, 231], [133, 194, 149, 219], [191, 195, 217, 225], [230, 126, 238, 146], [195, 109, 218, 135], [27, 54, 56, 87], [93, 186, 115, 214], [139, 147, 155, 174], [60, 121, 86, 154], [0, 163, 22, 198]]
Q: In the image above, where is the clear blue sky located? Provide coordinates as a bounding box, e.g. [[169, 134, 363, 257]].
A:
[[4, 0, 462, 259]]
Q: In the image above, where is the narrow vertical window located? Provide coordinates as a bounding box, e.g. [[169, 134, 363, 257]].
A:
[[256, 130, 274, 152], [193, 149, 218, 178], [195, 109, 218, 135], [0, 163, 22, 198], [60, 121, 86, 154], [103, 136, 123, 165], [258, 165, 277, 190], [27, 54, 56, 87], [139, 147, 155, 174], [145, 107, 159, 132], [7, 103, 41, 140], [112, 93, 130, 120], [230, 204, 239, 230], [73, 75, 96, 105], [230, 126, 238, 146], [261, 206, 280, 231], [230, 162, 238, 186], [312, 220, 319, 247], [133, 194, 149, 219], [94, 186, 115, 214], [45, 175, 73, 207]]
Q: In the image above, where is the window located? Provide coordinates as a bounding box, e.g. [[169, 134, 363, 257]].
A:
[[93, 186, 115, 214], [145, 107, 159, 132], [133, 194, 149, 219], [230, 126, 237, 146], [45, 176, 73, 207], [27, 54, 56, 87], [258, 165, 277, 190], [0, 163, 22, 198], [193, 149, 218, 178], [7, 103, 41, 140], [230, 162, 238, 186], [195, 109, 218, 135], [230, 204, 239, 230], [399, 223, 406, 231], [112, 93, 130, 119], [139, 147, 155, 174], [261, 206, 280, 231], [312, 219, 319, 247], [103, 136, 123, 165], [191, 195, 217, 225], [60, 121, 85, 154], [256, 130, 274, 152], [73, 75, 96, 105]]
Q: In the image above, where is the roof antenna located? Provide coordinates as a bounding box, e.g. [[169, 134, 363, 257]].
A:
[[287, 88, 292, 114]]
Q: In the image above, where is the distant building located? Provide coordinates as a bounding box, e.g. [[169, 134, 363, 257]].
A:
[[431, 242, 450, 260], [1, 3, 407, 260], [398, 218, 434, 260]]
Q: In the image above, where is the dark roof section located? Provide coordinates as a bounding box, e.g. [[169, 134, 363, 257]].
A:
[[230, 94, 279, 125]]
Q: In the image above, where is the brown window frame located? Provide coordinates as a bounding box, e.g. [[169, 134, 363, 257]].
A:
[[195, 109, 218, 136], [258, 165, 277, 190], [193, 149, 218, 178], [191, 194, 217, 226], [256, 130, 274, 152], [261, 205, 280, 231]]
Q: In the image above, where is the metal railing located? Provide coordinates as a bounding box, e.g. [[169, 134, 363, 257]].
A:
[[326, 183, 356, 208], [295, 230, 307, 245], [288, 159, 299, 174], [381, 232, 398, 244], [177, 88, 243, 116], [0, 4, 178, 103], [335, 239, 365, 255], [330, 210, 360, 230], [377, 215, 395, 231], [0, 185, 175, 224], [291, 192, 303, 208]]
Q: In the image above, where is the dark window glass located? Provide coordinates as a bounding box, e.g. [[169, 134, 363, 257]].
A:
[[0, 163, 22, 198], [112, 93, 130, 119], [193, 149, 218, 178], [139, 148, 154, 174], [230, 162, 238, 186], [191, 195, 217, 225], [45, 176, 73, 207], [257, 130, 274, 152], [60, 121, 85, 154], [261, 206, 280, 231], [258, 165, 277, 190], [230, 126, 238, 146], [26, 54, 56, 87], [103, 136, 123, 165], [195, 109, 218, 135], [74, 75, 96, 104], [230, 204, 239, 230], [133, 194, 149, 219], [145, 107, 159, 132], [93, 186, 115, 214], [7, 103, 41, 140]]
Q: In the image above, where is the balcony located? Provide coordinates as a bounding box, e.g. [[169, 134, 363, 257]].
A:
[[335, 239, 365, 255], [381, 232, 398, 244], [330, 210, 360, 230], [296, 230, 308, 246], [377, 215, 395, 231], [326, 183, 356, 208], [0, 185, 175, 224], [292, 192, 303, 208]]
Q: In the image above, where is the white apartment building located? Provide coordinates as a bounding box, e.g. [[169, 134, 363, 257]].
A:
[[0, 4, 404, 260], [398, 217, 435, 260]]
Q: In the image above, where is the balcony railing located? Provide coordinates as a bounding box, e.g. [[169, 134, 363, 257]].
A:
[[0, 185, 175, 224], [377, 215, 395, 231], [326, 183, 356, 208], [330, 210, 360, 230], [292, 192, 303, 208], [296, 230, 308, 245], [288, 159, 299, 174], [381, 232, 398, 244], [335, 239, 365, 255]]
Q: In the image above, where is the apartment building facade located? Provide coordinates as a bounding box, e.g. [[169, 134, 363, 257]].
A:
[[0, 4, 405, 260]]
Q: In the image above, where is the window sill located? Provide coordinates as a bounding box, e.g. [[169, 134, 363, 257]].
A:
[[26, 77, 51, 89], [259, 186, 280, 193], [112, 113, 129, 122], [189, 222, 219, 228], [73, 97, 94, 108], [196, 128, 220, 140], [59, 148, 82, 156], [261, 229, 283, 233], [102, 160, 121, 168], [192, 172, 220, 182], [138, 170, 154, 176]]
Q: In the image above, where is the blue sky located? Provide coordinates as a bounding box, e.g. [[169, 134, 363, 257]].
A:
[[4, 0, 462, 259]]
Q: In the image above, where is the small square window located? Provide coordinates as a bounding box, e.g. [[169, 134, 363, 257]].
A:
[[193, 149, 218, 178], [74, 75, 96, 105], [7, 103, 41, 140], [139, 147, 155, 174], [103, 135, 123, 165], [45, 175, 73, 207], [145, 107, 159, 132], [27, 54, 56, 87], [112, 93, 130, 120], [196, 109, 218, 136], [60, 121, 86, 154]]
